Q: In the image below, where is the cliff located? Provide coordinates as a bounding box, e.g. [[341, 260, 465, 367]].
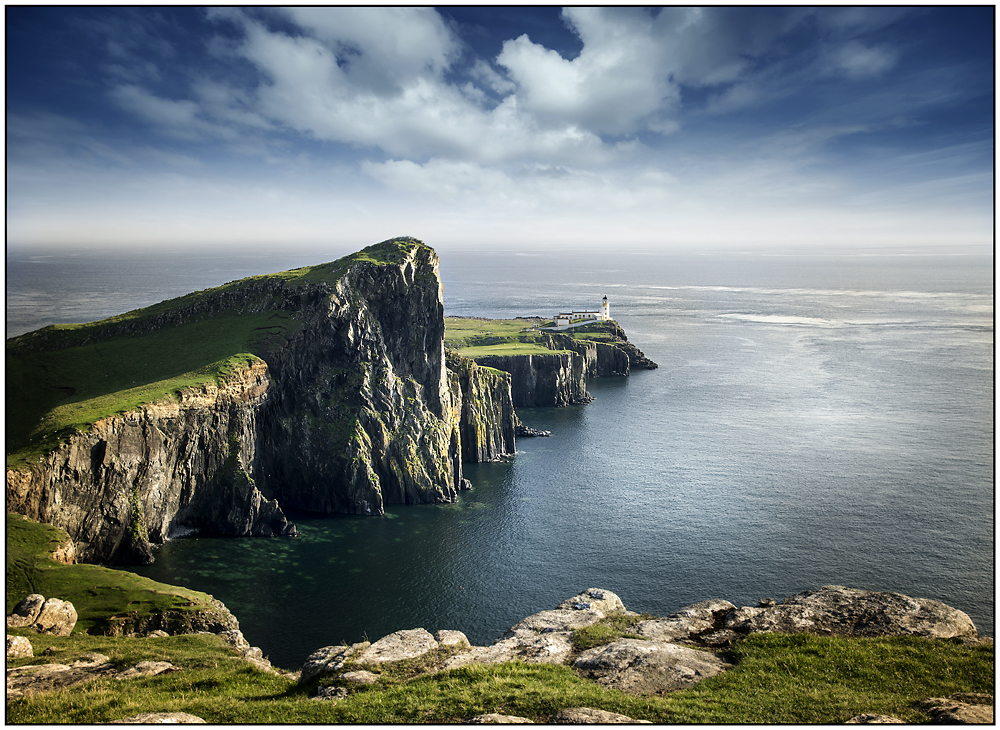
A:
[[446, 351, 517, 462], [473, 352, 593, 408], [6, 238, 514, 564], [445, 318, 657, 409]]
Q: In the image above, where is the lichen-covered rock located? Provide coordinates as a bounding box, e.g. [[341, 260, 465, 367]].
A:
[[358, 628, 438, 664], [6, 659, 116, 698], [7, 594, 46, 628], [503, 608, 605, 638], [469, 713, 534, 723], [9, 596, 79, 636], [110, 712, 206, 724], [550, 707, 652, 724], [573, 639, 731, 694], [444, 632, 576, 669], [725, 585, 978, 639], [434, 629, 469, 647], [114, 661, 177, 680], [845, 714, 906, 724], [340, 669, 380, 685], [635, 599, 737, 644], [556, 588, 625, 616], [299, 642, 368, 684], [914, 694, 994, 724], [6, 635, 33, 658]]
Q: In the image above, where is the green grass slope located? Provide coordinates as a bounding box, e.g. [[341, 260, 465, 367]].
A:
[[6, 514, 221, 635], [6, 237, 427, 467]]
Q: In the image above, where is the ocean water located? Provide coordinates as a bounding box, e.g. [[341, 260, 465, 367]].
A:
[[5, 246, 994, 669]]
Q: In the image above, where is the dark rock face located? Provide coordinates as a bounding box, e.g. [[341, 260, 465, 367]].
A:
[[6, 238, 512, 563], [474, 352, 592, 408], [7, 361, 294, 564], [256, 243, 465, 515], [447, 352, 517, 463]]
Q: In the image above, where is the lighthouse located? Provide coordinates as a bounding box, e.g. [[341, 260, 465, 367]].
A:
[[601, 295, 610, 321]]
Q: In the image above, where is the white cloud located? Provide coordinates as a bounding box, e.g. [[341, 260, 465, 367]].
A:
[[827, 41, 898, 79]]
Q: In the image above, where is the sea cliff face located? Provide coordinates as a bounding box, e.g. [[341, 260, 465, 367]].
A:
[[254, 243, 464, 515], [6, 361, 293, 564], [6, 238, 512, 564], [473, 352, 593, 408]]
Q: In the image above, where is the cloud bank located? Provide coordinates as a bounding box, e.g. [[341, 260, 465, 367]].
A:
[[5, 6, 993, 250]]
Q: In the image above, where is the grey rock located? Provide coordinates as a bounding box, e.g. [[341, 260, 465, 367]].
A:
[[550, 707, 652, 724], [114, 661, 178, 680], [468, 713, 534, 723], [146, 630, 170, 638], [109, 712, 206, 723], [727, 585, 978, 639], [635, 599, 736, 644], [358, 628, 438, 664], [6, 635, 33, 658], [434, 629, 469, 647], [31, 598, 78, 636], [7, 660, 116, 698], [312, 685, 349, 701], [445, 632, 575, 670], [914, 695, 994, 724], [845, 714, 906, 724], [557, 588, 625, 616], [7, 594, 46, 628], [504, 608, 605, 639], [574, 639, 731, 694], [340, 669, 380, 685], [299, 643, 368, 684]]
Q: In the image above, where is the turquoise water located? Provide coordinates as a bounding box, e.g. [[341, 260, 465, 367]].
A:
[[6, 247, 993, 669]]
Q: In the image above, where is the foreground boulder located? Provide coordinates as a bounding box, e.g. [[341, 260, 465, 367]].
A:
[[550, 707, 653, 724], [913, 694, 994, 724], [724, 585, 978, 639], [573, 639, 731, 694], [109, 712, 206, 724], [6, 594, 78, 636], [6, 635, 33, 658]]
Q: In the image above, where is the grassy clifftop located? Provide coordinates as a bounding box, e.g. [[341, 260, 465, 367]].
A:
[[444, 316, 620, 358], [6, 514, 225, 636], [6, 237, 430, 467]]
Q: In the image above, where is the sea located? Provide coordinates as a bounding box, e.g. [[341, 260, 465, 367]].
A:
[[5, 245, 994, 670]]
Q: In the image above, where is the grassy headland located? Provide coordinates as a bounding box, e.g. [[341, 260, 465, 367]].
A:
[[443, 316, 620, 358], [6, 238, 427, 468]]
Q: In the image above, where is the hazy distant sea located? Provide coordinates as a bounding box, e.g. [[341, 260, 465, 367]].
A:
[[6, 246, 994, 669]]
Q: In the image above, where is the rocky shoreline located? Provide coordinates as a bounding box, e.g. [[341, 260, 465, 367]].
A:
[[6, 583, 992, 723]]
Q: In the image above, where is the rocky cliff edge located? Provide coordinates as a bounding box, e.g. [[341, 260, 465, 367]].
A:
[[6, 238, 517, 564]]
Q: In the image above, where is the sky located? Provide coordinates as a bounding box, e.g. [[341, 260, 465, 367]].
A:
[[5, 6, 995, 252]]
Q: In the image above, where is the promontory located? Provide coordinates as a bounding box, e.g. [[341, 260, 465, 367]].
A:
[[6, 237, 652, 566]]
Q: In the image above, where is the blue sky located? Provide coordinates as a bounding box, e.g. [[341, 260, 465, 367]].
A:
[[6, 6, 994, 251]]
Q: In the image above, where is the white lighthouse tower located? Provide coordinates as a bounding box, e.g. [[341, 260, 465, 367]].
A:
[[601, 295, 610, 321]]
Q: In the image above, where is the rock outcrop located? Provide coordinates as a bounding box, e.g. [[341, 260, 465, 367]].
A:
[[295, 585, 982, 703], [723, 585, 978, 640], [6, 238, 519, 563], [6, 594, 78, 636], [447, 351, 517, 462]]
